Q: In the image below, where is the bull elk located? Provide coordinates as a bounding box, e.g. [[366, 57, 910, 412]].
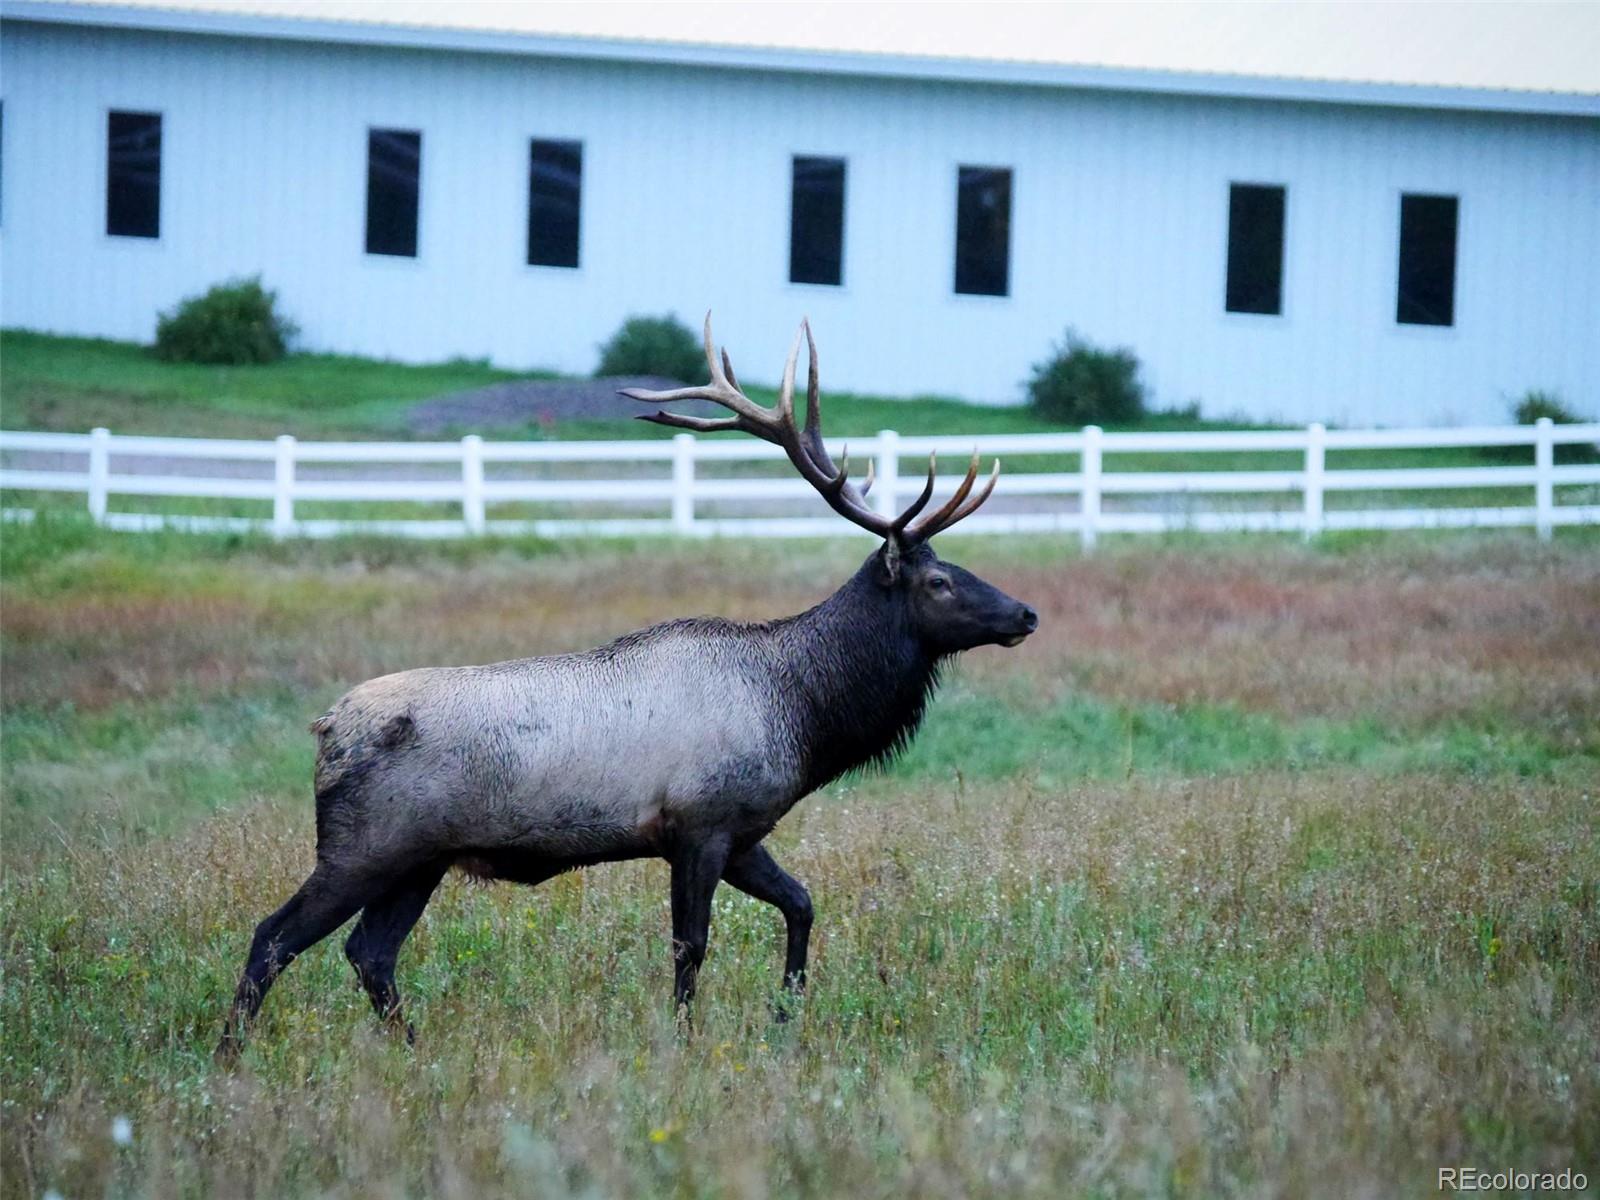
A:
[[217, 316, 1036, 1058]]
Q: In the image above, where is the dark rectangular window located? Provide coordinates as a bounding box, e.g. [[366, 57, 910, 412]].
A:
[[527, 138, 582, 268], [365, 128, 420, 257], [789, 156, 845, 286], [1225, 183, 1286, 315], [955, 165, 1011, 296], [107, 110, 161, 238], [1396, 193, 1458, 326]]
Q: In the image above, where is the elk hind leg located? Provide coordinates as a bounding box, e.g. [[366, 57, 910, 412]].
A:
[[343, 860, 448, 1043], [216, 863, 379, 1062]]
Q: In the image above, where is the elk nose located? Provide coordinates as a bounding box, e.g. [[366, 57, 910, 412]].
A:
[[1019, 605, 1039, 631]]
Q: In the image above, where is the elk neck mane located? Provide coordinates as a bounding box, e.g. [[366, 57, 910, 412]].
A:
[[768, 554, 942, 789]]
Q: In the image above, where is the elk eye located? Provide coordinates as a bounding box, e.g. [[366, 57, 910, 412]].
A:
[[929, 576, 950, 592]]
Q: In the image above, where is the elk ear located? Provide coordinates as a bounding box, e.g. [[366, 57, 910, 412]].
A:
[[876, 537, 903, 586]]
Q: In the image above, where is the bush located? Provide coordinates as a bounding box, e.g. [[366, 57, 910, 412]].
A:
[[1512, 390, 1597, 464], [595, 314, 706, 382], [1025, 330, 1146, 425], [154, 277, 297, 365], [1512, 389, 1588, 427]]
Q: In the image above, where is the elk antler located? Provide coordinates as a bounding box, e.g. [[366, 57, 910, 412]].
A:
[[619, 314, 999, 545]]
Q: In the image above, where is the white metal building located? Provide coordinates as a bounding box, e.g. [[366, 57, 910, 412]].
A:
[[1, 1, 1597, 425]]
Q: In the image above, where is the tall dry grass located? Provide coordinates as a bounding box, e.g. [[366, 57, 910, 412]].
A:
[[6, 534, 1597, 735], [3, 529, 1597, 1196], [3, 771, 1595, 1197]]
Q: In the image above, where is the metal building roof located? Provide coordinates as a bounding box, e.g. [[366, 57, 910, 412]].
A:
[[5, 0, 1598, 119]]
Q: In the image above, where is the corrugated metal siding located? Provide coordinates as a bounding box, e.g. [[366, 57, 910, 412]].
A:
[[2, 19, 1596, 424]]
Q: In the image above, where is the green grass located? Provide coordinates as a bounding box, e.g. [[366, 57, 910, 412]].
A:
[[3, 505, 1598, 1198], [0, 330, 539, 439], [6, 671, 1589, 855], [4, 327, 1539, 456], [2, 329, 1078, 442], [3, 759, 1595, 1198]]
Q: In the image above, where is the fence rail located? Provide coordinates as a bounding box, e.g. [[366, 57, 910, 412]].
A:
[[3, 420, 1598, 547]]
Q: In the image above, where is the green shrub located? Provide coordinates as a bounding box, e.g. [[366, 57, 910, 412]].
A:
[[1512, 390, 1597, 464], [594, 314, 706, 381], [154, 277, 297, 365], [1025, 330, 1146, 425], [1512, 389, 1588, 427]]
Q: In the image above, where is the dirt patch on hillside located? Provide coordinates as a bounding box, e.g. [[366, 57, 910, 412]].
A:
[[406, 377, 719, 435]]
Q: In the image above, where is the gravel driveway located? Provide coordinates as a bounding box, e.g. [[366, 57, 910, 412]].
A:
[[407, 376, 719, 434]]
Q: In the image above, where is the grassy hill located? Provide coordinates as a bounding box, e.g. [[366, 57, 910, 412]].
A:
[[0, 329, 1220, 443]]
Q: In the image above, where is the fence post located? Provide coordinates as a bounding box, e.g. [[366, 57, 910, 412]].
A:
[[1534, 416, 1554, 541], [87, 426, 111, 525], [273, 434, 296, 539], [1303, 422, 1326, 541], [1081, 425, 1102, 553], [874, 429, 899, 520], [672, 433, 695, 534], [461, 434, 485, 535]]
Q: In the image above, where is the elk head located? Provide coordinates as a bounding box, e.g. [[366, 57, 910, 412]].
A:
[[621, 316, 1038, 654]]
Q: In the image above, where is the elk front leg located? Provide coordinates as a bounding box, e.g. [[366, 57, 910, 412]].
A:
[[668, 835, 732, 1018], [723, 843, 814, 1002]]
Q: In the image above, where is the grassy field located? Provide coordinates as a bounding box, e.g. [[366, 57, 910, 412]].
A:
[[2, 520, 1597, 1198]]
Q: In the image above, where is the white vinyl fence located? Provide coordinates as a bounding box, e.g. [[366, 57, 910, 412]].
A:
[[2, 420, 1598, 547]]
